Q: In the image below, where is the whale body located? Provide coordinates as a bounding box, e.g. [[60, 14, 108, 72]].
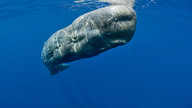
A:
[[41, 5, 137, 75]]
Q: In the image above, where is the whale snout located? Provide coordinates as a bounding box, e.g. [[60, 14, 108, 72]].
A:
[[100, 6, 137, 45]]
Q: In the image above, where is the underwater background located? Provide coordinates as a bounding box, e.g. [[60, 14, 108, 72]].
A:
[[0, 0, 192, 108]]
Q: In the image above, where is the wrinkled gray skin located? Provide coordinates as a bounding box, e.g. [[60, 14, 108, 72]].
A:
[[41, 5, 137, 75]]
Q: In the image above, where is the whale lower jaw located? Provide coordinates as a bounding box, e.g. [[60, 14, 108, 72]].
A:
[[49, 63, 70, 76]]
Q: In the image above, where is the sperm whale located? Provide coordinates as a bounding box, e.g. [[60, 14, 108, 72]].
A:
[[41, 5, 137, 75]]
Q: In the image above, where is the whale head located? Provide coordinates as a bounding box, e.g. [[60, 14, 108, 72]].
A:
[[69, 5, 137, 57]]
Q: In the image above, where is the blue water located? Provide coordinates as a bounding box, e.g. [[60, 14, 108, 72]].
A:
[[0, 0, 192, 108]]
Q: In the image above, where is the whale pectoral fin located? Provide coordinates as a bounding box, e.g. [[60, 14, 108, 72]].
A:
[[50, 63, 70, 76]]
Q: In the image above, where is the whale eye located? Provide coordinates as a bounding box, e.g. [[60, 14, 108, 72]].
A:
[[72, 36, 78, 42]]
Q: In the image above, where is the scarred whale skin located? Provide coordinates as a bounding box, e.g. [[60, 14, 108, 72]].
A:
[[41, 5, 137, 75]]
